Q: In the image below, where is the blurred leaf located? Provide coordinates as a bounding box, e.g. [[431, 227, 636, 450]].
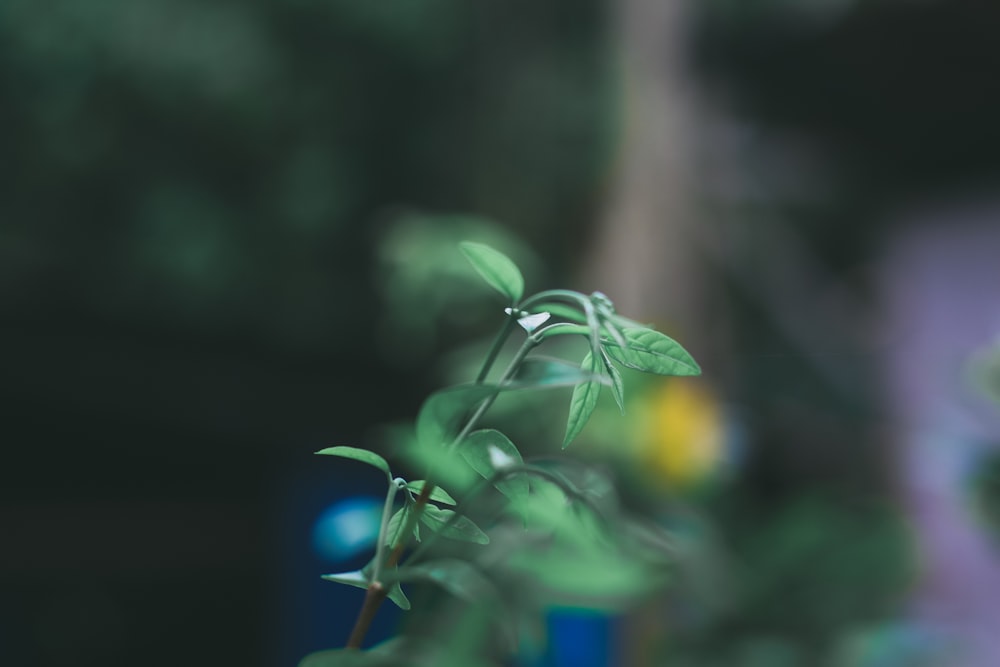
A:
[[406, 480, 456, 505], [603, 328, 701, 376], [507, 477, 572, 533], [420, 504, 490, 544], [315, 446, 391, 479], [563, 352, 602, 448], [459, 241, 524, 303], [298, 648, 385, 667], [404, 436, 478, 493], [461, 429, 528, 500], [416, 384, 498, 450], [510, 356, 607, 390], [505, 513, 664, 610], [396, 558, 495, 603]]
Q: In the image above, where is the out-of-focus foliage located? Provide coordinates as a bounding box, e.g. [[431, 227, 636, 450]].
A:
[[0, 0, 615, 349], [657, 495, 914, 666], [307, 245, 703, 666], [375, 215, 540, 368], [1, 3, 617, 667]]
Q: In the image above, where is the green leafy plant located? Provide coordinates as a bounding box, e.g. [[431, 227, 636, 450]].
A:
[[302, 242, 701, 667]]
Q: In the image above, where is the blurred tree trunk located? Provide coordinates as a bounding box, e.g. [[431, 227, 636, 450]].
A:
[[583, 0, 705, 335], [585, 2, 709, 666]]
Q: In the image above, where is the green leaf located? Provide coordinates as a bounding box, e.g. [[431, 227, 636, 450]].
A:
[[591, 294, 629, 351], [603, 328, 701, 376], [360, 561, 412, 611], [385, 506, 419, 547], [320, 569, 369, 590], [509, 356, 608, 390], [323, 563, 411, 611], [459, 241, 524, 303], [599, 347, 625, 415], [404, 433, 479, 492], [315, 446, 391, 480], [385, 580, 411, 610], [298, 648, 386, 667], [420, 504, 490, 544], [583, 298, 603, 363], [416, 384, 498, 450], [461, 429, 528, 500], [396, 559, 496, 603], [563, 352, 603, 448], [406, 480, 456, 505]]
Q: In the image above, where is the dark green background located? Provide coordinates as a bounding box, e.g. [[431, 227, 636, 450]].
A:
[[3, 1, 1000, 665]]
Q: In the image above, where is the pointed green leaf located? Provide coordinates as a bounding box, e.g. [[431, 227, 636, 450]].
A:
[[406, 481, 456, 505], [603, 328, 701, 376], [459, 241, 524, 303], [420, 504, 490, 544], [416, 384, 498, 450], [591, 294, 629, 351], [461, 429, 528, 500], [315, 446, 391, 479], [583, 298, 603, 361], [357, 561, 411, 611], [600, 315, 629, 351], [320, 569, 369, 590], [320, 565, 410, 612], [385, 580, 411, 610], [599, 347, 625, 415], [385, 506, 420, 548], [563, 352, 602, 448]]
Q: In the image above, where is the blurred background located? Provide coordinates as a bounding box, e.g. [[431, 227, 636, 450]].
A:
[[3, 0, 1000, 666]]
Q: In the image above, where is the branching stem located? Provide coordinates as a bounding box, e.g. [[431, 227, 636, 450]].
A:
[[345, 319, 540, 649]]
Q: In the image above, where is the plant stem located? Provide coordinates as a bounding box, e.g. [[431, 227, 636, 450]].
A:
[[371, 480, 401, 583], [450, 335, 537, 450], [345, 584, 387, 649], [476, 314, 516, 384], [519, 289, 589, 311], [343, 334, 540, 649]]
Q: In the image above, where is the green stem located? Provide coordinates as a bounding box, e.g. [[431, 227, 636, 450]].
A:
[[402, 474, 500, 566], [371, 479, 402, 583], [449, 335, 538, 451], [475, 314, 517, 384], [344, 318, 544, 650], [519, 289, 589, 312]]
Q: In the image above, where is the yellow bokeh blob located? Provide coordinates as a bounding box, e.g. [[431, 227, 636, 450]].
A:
[[630, 379, 724, 491]]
